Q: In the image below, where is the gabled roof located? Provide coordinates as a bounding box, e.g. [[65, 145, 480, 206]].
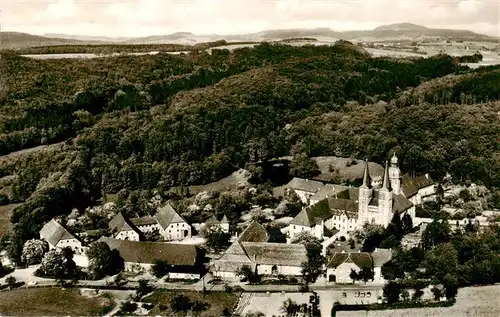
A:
[[98, 237, 197, 266], [40, 219, 80, 246], [327, 252, 373, 269], [109, 213, 141, 236], [221, 215, 229, 223], [213, 241, 252, 272], [241, 242, 307, 267], [401, 174, 434, 198], [237, 221, 269, 243], [156, 203, 188, 229], [310, 184, 350, 203], [286, 177, 324, 193], [290, 208, 315, 227], [129, 216, 158, 227], [371, 248, 393, 267], [392, 194, 414, 214]]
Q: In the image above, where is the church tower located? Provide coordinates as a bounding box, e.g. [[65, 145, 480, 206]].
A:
[[358, 160, 372, 225], [379, 161, 393, 226], [389, 153, 401, 195]]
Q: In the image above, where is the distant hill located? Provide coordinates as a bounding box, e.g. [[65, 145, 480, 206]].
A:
[[374, 23, 429, 32], [2, 23, 496, 50], [43, 33, 131, 43], [0, 32, 94, 49]]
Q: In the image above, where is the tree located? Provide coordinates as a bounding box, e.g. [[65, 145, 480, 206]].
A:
[[349, 269, 358, 284], [21, 239, 49, 265], [348, 238, 356, 249], [151, 259, 170, 278], [86, 241, 124, 279], [38, 249, 67, 279], [135, 279, 153, 300], [431, 286, 443, 301], [280, 298, 299, 317], [237, 264, 259, 283], [5, 276, 16, 288], [401, 213, 413, 234], [401, 289, 410, 302], [358, 267, 375, 283], [171, 294, 192, 316], [289, 153, 320, 179], [191, 300, 210, 317], [424, 243, 458, 282], [383, 281, 402, 304], [300, 236, 324, 284], [443, 273, 458, 300], [205, 230, 232, 252], [144, 228, 162, 241], [422, 219, 451, 250]]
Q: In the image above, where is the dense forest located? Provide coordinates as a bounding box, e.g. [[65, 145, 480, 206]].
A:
[[0, 41, 499, 260]]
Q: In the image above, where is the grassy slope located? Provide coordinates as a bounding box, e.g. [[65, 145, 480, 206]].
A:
[[337, 285, 500, 317], [0, 288, 114, 316], [144, 290, 240, 316], [0, 203, 21, 237]]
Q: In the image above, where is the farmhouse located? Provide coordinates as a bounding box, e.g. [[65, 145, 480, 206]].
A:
[[99, 237, 202, 279], [213, 221, 308, 278], [287, 155, 433, 240], [109, 203, 192, 241], [285, 177, 325, 205], [326, 248, 392, 284], [40, 219, 85, 254], [109, 212, 142, 241]]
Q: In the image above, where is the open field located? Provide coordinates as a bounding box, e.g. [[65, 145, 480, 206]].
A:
[[240, 292, 315, 316], [0, 203, 21, 238], [0, 288, 114, 316], [337, 284, 500, 317], [143, 290, 239, 316]]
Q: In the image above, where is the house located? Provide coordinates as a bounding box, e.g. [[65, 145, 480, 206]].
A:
[[98, 237, 201, 280], [213, 241, 307, 279], [401, 173, 435, 205], [287, 156, 416, 240], [326, 249, 392, 284], [109, 212, 142, 241], [204, 215, 230, 233], [213, 221, 307, 278], [151, 203, 192, 241], [111, 203, 192, 242], [40, 219, 85, 254], [285, 177, 325, 204]]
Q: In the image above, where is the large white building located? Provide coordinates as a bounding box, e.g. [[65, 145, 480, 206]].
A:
[[287, 154, 434, 240], [212, 221, 307, 279], [109, 203, 192, 242], [99, 237, 201, 280], [40, 219, 85, 254], [326, 248, 392, 284]]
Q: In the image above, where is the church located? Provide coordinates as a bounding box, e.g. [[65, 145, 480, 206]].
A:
[[287, 154, 432, 240]]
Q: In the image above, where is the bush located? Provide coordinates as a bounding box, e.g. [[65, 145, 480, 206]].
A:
[[119, 301, 138, 313]]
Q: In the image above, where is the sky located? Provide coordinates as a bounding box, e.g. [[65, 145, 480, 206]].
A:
[[1, 0, 499, 37]]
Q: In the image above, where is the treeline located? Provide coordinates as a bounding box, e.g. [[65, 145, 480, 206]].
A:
[[9, 40, 234, 55]]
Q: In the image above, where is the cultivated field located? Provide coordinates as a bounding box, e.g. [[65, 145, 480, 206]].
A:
[[143, 290, 239, 316], [336, 284, 500, 317], [0, 288, 114, 316]]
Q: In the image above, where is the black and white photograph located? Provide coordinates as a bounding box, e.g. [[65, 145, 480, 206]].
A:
[[0, 1, 499, 316]]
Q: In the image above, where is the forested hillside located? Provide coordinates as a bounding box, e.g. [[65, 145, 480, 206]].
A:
[[0, 42, 499, 260]]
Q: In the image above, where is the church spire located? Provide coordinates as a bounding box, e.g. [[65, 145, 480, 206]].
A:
[[382, 160, 390, 191], [361, 159, 371, 188]]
